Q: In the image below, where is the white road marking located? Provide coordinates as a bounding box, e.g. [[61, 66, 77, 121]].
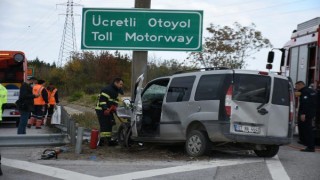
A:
[[266, 155, 290, 180], [101, 158, 263, 180], [2, 156, 290, 180], [1, 157, 99, 180]]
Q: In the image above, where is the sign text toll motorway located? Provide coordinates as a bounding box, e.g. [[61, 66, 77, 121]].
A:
[[81, 8, 203, 51]]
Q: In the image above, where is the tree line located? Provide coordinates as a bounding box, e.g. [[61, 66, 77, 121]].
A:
[[29, 51, 189, 96]]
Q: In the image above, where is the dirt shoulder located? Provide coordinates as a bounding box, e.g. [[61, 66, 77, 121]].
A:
[[58, 102, 199, 162], [57, 142, 200, 162]]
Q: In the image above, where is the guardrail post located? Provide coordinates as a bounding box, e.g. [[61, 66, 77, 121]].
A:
[[70, 120, 76, 145], [75, 127, 84, 154]]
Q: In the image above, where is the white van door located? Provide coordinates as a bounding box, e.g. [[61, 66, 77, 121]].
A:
[[131, 74, 144, 138], [267, 77, 292, 137], [229, 73, 271, 137]]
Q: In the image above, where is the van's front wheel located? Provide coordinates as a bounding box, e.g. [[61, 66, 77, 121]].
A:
[[185, 130, 211, 157], [254, 145, 279, 158], [117, 123, 132, 148]]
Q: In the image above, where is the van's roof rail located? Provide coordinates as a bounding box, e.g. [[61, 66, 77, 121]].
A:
[[174, 67, 229, 74]]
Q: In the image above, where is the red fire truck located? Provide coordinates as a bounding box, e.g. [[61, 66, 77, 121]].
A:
[[0, 50, 28, 124], [279, 17, 320, 142]]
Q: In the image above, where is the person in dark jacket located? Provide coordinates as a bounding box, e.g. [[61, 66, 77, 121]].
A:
[[295, 81, 317, 152], [17, 77, 39, 134], [95, 78, 124, 146]]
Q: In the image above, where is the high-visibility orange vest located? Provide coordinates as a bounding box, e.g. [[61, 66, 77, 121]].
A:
[[47, 88, 57, 105], [33, 84, 45, 105]]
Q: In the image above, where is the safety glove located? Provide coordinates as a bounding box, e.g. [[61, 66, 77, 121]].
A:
[[109, 105, 117, 113]]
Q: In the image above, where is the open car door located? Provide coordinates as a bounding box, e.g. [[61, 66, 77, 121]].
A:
[[131, 74, 144, 138]]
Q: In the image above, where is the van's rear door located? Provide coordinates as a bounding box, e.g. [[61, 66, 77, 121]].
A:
[[267, 77, 291, 137], [230, 72, 271, 137]]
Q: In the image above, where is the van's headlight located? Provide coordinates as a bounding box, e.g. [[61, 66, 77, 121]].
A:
[[14, 53, 24, 63]]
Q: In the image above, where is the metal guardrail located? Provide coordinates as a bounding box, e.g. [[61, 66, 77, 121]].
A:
[[56, 106, 77, 145], [0, 106, 88, 148], [0, 134, 68, 147], [0, 106, 74, 147], [58, 106, 93, 154]]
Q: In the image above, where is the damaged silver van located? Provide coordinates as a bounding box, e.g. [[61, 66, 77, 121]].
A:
[[119, 69, 295, 157]]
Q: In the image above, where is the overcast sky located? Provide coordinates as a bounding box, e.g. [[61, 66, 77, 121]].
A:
[[0, 0, 319, 70]]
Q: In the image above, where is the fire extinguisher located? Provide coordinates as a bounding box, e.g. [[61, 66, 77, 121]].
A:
[[90, 128, 99, 149]]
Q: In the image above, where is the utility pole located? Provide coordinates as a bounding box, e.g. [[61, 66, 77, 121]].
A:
[[131, 0, 151, 97]]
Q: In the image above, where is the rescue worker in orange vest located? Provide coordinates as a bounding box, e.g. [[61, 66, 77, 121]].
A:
[[45, 83, 59, 126], [95, 78, 124, 146], [27, 79, 48, 129]]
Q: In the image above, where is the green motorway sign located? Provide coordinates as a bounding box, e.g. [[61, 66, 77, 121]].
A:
[[81, 8, 203, 51]]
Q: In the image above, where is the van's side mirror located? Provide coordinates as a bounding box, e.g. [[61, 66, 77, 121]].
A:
[[267, 51, 274, 63], [280, 48, 286, 66]]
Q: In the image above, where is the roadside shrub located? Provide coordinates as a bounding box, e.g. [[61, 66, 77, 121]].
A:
[[91, 95, 98, 103], [68, 91, 85, 102], [71, 112, 99, 130], [76, 94, 97, 108], [84, 83, 104, 95]]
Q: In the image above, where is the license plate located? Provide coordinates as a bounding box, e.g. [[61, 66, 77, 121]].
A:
[[234, 124, 260, 134]]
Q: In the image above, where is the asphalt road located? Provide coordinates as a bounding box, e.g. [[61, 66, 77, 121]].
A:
[[1, 138, 319, 180], [1, 105, 319, 180]]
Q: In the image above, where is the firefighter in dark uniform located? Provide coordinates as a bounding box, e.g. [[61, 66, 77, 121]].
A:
[[95, 78, 124, 146], [295, 81, 317, 152]]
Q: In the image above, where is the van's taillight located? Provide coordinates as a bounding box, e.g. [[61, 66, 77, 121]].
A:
[[289, 90, 294, 122], [225, 85, 233, 118], [10, 110, 20, 115], [259, 71, 269, 75]]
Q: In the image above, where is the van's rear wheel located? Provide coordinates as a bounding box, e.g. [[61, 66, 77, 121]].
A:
[[254, 145, 279, 158], [185, 130, 211, 157]]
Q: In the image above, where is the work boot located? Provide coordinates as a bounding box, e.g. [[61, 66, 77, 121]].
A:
[[98, 137, 107, 146], [107, 137, 118, 146]]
